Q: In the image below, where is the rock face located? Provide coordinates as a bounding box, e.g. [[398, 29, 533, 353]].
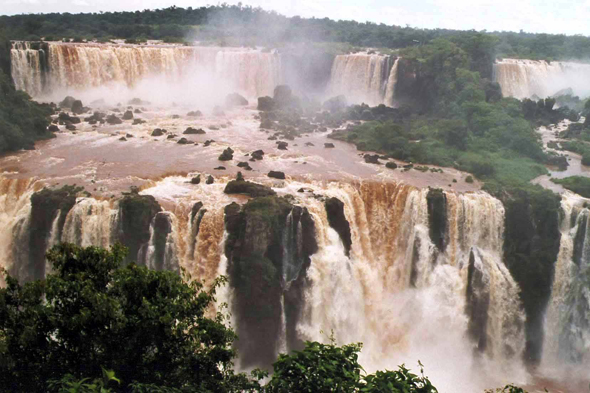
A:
[[466, 249, 491, 353], [324, 197, 352, 256], [118, 191, 162, 265], [224, 179, 276, 198], [426, 188, 447, 252], [496, 188, 562, 364], [24, 186, 82, 281], [225, 93, 249, 107], [224, 196, 317, 368]]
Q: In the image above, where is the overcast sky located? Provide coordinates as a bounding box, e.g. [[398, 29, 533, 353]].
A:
[[3, 0, 590, 36]]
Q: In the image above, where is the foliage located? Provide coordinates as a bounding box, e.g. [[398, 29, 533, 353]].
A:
[[0, 243, 253, 392], [551, 176, 590, 198]]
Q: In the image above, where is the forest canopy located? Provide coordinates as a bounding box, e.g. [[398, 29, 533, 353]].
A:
[[2, 4, 590, 61]]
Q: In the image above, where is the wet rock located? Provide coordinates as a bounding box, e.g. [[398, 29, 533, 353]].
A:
[[277, 141, 288, 150], [325, 197, 352, 256], [190, 175, 201, 185], [128, 98, 150, 105], [122, 110, 134, 120], [177, 138, 190, 144], [119, 136, 127, 141], [206, 175, 214, 184], [268, 135, 277, 141], [48, 124, 59, 132], [236, 172, 244, 181], [204, 140, 214, 147], [258, 96, 275, 111], [385, 162, 398, 169], [59, 96, 77, 108], [224, 179, 276, 197], [183, 127, 206, 135], [237, 162, 253, 170], [132, 119, 146, 125], [187, 110, 202, 117], [151, 128, 165, 137], [71, 100, 85, 114], [65, 124, 76, 131], [251, 149, 264, 160], [226, 93, 249, 107], [305, 142, 315, 147], [403, 164, 414, 170], [324, 143, 335, 148], [364, 154, 380, 164], [106, 114, 123, 125], [214, 166, 226, 170], [218, 147, 234, 161], [167, 134, 176, 139], [268, 171, 285, 180]]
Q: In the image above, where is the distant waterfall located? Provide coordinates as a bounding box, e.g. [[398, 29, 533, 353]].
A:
[[494, 58, 590, 99], [328, 54, 399, 106], [10, 42, 282, 100]]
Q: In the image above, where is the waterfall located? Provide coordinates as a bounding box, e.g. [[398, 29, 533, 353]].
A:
[[10, 42, 281, 101], [0, 176, 532, 389], [494, 58, 590, 99], [327, 54, 398, 106], [544, 192, 590, 367]]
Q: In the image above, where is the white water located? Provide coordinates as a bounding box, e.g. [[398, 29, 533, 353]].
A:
[[328, 54, 398, 106], [494, 58, 590, 99]]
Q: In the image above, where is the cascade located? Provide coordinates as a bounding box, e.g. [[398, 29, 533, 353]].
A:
[[494, 58, 590, 99], [544, 192, 590, 366], [10, 42, 281, 100], [327, 54, 398, 106]]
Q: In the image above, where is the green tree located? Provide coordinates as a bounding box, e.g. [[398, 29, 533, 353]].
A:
[[0, 243, 255, 392]]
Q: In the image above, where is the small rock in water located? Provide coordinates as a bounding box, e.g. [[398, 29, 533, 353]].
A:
[[268, 171, 286, 180], [251, 150, 264, 160], [385, 162, 397, 169], [277, 141, 288, 150], [122, 110, 134, 120], [125, 133, 134, 138], [206, 175, 214, 184], [119, 137, 127, 141], [218, 147, 234, 161], [190, 175, 201, 185], [214, 166, 226, 170], [177, 138, 189, 144], [324, 143, 335, 148], [183, 127, 206, 135], [151, 128, 165, 137], [187, 110, 202, 117]]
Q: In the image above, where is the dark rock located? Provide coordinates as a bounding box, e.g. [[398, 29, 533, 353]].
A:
[[251, 150, 264, 160], [403, 164, 414, 169], [71, 100, 85, 114], [237, 162, 252, 170], [167, 134, 176, 139], [191, 175, 201, 184], [151, 128, 165, 137], [177, 138, 189, 144], [187, 110, 202, 117], [214, 166, 226, 170], [59, 96, 76, 108], [226, 93, 249, 107], [304, 142, 314, 147], [119, 137, 127, 141], [122, 110, 134, 120], [65, 124, 76, 131], [277, 141, 288, 150], [224, 179, 276, 197], [324, 143, 335, 148], [206, 175, 214, 184], [386, 162, 398, 169], [125, 133, 133, 138], [204, 140, 214, 147], [426, 188, 447, 252], [324, 197, 352, 256], [268, 171, 285, 180], [48, 124, 59, 132], [257, 96, 275, 111], [183, 127, 206, 135], [218, 147, 234, 161], [132, 119, 146, 125], [364, 154, 380, 164], [106, 114, 122, 125], [134, 109, 142, 114]]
